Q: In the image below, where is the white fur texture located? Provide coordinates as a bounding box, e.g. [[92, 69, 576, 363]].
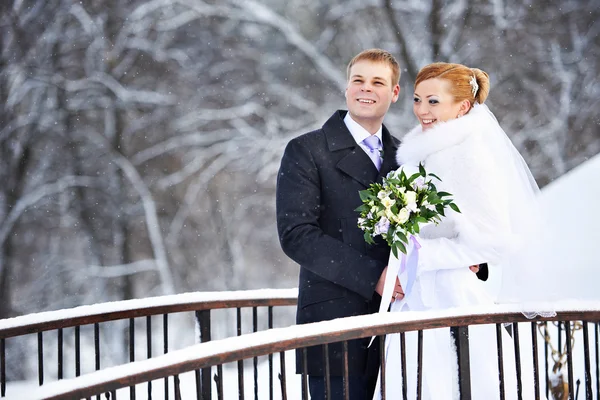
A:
[[395, 104, 515, 307]]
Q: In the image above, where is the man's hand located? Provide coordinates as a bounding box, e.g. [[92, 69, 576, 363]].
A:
[[470, 263, 489, 281], [375, 266, 404, 302]]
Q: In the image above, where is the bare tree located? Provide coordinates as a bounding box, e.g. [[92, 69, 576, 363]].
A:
[[0, 0, 597, 323]]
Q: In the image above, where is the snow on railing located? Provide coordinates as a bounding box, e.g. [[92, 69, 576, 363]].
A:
[[22, 301, 600, 400], [0, 288, 298, 399], [0, 288, 298, 337]]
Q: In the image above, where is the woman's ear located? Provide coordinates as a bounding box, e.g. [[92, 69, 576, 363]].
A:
[[456, 99, 472, 118], [460, 99, 472, 115]]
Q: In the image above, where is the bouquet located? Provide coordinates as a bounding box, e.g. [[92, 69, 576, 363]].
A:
[[356, 164, 460, 258]]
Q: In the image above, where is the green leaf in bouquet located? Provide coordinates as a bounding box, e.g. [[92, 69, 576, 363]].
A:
[[419, 163, 426, 177], [437, 191, 452, 198], [386, 224, 395, 236], [415, 216, 427, 224], [427, 192, 440, 203], [395, 241, 407, 256], [411, 220, 419, 234], [364, 232, 375, 244], [408, 172, 421, 183], [428, 173, 442, 181], [399, 169, 407, 181], [396, 230, 408, 245], [359, 190, 372, 202], [355, 204, 369, 213], [449, 203, 461, 213], [386, 174, 399, 182], [436, 204, 446, 216], [419, 208, 433, 219]]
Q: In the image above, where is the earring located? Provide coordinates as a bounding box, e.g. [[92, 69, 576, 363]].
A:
[[457, 113, 463, 118]]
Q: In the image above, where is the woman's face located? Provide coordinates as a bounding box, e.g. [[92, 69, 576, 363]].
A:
[[413, 78, 467, 131]]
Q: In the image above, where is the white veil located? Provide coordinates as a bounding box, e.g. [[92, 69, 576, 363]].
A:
[[475, 104, 557, 317]]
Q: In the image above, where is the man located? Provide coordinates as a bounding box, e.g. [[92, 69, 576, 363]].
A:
[[276, 49, 404, 400]]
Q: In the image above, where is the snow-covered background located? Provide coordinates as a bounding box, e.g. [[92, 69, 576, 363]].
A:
[[538, 153, 600, 300], [1, 0, 598, 322]]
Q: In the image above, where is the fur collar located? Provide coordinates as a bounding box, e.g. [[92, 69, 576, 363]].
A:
[[396, 103, 492, 165]]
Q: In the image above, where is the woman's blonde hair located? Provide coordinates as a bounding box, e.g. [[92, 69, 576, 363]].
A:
[[415, 62, 490, 109]]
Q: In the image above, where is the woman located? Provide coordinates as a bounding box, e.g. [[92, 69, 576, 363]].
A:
[[374, 62, 553, 399]]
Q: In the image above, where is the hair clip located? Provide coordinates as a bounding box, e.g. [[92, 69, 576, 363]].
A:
[[469, 75, 479, 97]]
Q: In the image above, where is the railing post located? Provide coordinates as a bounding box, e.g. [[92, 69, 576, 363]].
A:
[[451, 326, 472, 400], [196, 310, 212, 400], [1, 338, 5, 398]]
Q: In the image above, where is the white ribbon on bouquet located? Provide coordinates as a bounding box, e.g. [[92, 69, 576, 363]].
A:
[[369, 235, 421, 347]]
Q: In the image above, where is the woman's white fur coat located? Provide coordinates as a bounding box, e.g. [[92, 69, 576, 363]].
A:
[[376, 106, 541, 400], [395, 104, 513, 308]]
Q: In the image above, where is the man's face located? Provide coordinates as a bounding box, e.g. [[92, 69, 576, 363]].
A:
[[345, 61, 400, 133]]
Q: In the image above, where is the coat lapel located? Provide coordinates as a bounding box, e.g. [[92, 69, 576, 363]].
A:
[[323, 111, 379, 188], [337, 151, 379, 188], [379, 125, 400, 178]]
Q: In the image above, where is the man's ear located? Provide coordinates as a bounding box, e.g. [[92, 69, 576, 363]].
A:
[[392, 84, 400, 103]]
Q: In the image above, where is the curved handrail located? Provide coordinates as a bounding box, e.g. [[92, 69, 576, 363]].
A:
[[0, 288, 298, 339], [28, 301, 600, 399]]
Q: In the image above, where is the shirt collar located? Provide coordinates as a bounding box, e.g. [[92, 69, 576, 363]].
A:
[[343, 112, 383, 145]]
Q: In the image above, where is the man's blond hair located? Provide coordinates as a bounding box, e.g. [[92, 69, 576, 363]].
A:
[[346, 49, 401, 85]]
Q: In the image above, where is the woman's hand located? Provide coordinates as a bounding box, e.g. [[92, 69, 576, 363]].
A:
[[469, 265, 480, 273]]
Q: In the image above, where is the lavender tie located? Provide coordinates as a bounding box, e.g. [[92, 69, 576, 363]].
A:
[[363, 135, 382, 170]]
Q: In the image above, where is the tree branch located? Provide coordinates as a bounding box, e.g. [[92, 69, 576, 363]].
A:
[[383, 0, 419, 83], [0, 176, 98, 250]]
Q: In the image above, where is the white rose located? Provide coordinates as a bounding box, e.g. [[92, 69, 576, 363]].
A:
[[406, 202, 419, 213], [381, 196, 396, 209], [405, 190, 417, 204], [412, 176, 427, 189], [387, 169, 401, 179], [391, 213, 403, 225], [397, 208, 410, 224], [377, 190, 390, 200], [385, 208, 395, 221]]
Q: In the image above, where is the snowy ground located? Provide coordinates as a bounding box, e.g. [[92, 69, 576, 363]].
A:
[[537, 153, 600, 300]]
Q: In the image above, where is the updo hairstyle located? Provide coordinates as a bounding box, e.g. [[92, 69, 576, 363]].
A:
[[415, 62, 490, 110]]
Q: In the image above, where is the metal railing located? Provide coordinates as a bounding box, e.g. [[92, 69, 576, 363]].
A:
[[22, 303, 600, 400], [0, 289, 298, 399]]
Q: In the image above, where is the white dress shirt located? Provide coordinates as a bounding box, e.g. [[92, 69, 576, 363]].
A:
[[343, 113, 383, 169]]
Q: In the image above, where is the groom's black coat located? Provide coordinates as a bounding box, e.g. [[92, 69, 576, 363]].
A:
[[276, 110, 401, 377]]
